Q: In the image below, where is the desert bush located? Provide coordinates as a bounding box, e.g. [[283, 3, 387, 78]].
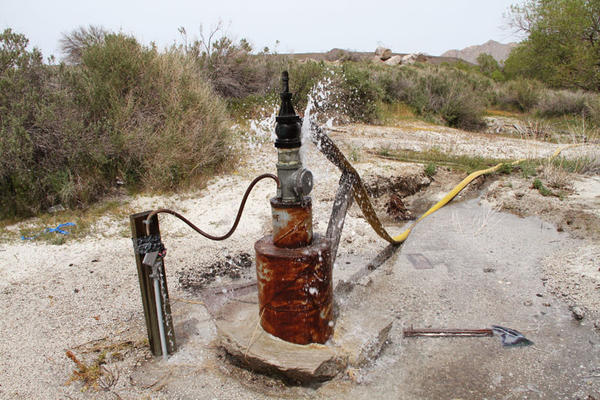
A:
[[0, 29, 83, 216], [585, 95, 600, 127], [180, 25, 284, 99], [536, 89, 591, 117], [0, 29, 231, 218], [497, 78, 542, 112], [72, 33, 232, 191], [402, 66, 487, 130], [338, 62, 383, 122]]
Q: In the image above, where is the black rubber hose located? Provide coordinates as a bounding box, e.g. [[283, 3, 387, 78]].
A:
[[145, 173, 279, 240]]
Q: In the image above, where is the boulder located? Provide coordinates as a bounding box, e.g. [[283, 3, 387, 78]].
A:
[[384, 55, 403, 66], [401, 54, 418, 65], [402, 53, 428, 65], [371, 55, 384, 64], [375, 46, 392, 61]]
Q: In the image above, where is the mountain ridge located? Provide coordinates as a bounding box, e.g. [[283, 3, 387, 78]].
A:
[[441, 40, 518, 64]]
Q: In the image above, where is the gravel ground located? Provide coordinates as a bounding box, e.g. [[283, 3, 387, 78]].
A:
[[0, 120, 598, 399]]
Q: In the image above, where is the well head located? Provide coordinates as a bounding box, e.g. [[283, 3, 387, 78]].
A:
[[275, 71, 302, 149]]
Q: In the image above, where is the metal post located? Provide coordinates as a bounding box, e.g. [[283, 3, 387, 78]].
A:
[[130, 211, 176, 357], [326, 171, 355, 266]]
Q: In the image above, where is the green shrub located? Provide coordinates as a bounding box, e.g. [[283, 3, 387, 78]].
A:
[[0, 29, 231, 218], [403, 66, 487, 130], [288, 60, 330, 112], [498, 78, 542, 112], [424, 163, 437, 177], [339, 62, 383, 122], [536, 89, 591, 117]]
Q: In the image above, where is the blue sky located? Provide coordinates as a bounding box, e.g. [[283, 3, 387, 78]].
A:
[[1, 0, 522, 59]]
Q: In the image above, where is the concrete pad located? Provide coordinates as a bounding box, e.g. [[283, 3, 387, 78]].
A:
[[215, 297, 344, 383], [216, 288, 394, 383]]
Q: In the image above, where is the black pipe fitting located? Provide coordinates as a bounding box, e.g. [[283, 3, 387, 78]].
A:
[[275, 71, 302, 149]]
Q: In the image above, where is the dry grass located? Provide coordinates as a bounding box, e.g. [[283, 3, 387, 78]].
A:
[[0, 199, 134, 244], [541, 162, 572, 190]]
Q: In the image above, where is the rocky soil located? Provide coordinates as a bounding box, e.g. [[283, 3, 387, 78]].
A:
[[0, 119, 598, 399]]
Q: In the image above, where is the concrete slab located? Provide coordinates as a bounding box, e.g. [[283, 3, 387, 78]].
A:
[[215, 288, 394, 383]]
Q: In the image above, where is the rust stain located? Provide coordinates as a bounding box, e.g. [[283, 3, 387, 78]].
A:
[[255, 235, 333, 344], [270, 198, 313, 248]]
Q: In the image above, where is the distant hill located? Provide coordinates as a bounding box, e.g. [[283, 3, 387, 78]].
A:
[[441, 40, 518, 64], [284, 49, 469, 66]]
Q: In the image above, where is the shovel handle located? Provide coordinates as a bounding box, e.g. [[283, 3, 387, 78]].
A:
[[403, 327, 493, 338]]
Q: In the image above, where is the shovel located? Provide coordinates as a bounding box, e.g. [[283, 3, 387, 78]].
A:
[[403, 325, 534, 347]]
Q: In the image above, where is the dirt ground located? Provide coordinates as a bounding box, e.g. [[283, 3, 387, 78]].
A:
[[0, 120, 598, 399]]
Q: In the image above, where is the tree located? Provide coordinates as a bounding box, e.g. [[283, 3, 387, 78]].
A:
[[505, 0, 600, 90], [477, 53, 505, 81], [60, 25, 107, 64]]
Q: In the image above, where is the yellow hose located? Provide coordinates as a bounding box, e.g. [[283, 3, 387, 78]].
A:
[[311, 122, 593, 245], [390, 143, 587, 243]]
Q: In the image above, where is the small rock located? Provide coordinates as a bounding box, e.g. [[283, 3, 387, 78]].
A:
[[375, 46, 392, 60], [48, 204, 65, 213], [523, 300, 533, 306], [543, 302, 551, 307], [91, 259, 99, 263], [536, 293, 543, 297], [570, 306, 585, 320], [483, 267, 496, 273]]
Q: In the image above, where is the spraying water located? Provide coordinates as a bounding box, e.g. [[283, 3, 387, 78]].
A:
[[300, 69, 343, 182]]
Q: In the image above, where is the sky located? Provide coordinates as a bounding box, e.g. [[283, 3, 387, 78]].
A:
[[1, 0, 522, 60]]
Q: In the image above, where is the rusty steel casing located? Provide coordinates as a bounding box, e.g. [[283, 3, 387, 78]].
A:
[[255, 234, 333, 344], [270, 197, 312, 248]]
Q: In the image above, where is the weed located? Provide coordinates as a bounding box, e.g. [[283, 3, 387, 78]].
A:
[[349, 146, 361, 162], [542, 162, 571, 189], [378, 145, 393, 157], [65, 350, 106, 391], [532, 178, 554, 196], [498, 163, 514, 174], [517, 161, 538, 179], [424, 163, 437, 177]]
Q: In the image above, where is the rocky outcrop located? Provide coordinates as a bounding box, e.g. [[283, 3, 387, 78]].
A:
[[384, 55, 403, 65]]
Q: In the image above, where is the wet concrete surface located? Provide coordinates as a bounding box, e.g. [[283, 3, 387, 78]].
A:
[[133, 197, 599, 399], [318, 197, 599, 399]]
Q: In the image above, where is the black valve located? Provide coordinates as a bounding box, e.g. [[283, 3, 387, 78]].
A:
[[275, 71, 302, 149]]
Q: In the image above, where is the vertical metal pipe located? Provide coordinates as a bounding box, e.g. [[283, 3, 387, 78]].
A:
[[151, 261, 168, 360], [130, 211, 176, 357]]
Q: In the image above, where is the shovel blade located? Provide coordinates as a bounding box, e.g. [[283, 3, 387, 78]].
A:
[[491, 325, 534, 347]]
